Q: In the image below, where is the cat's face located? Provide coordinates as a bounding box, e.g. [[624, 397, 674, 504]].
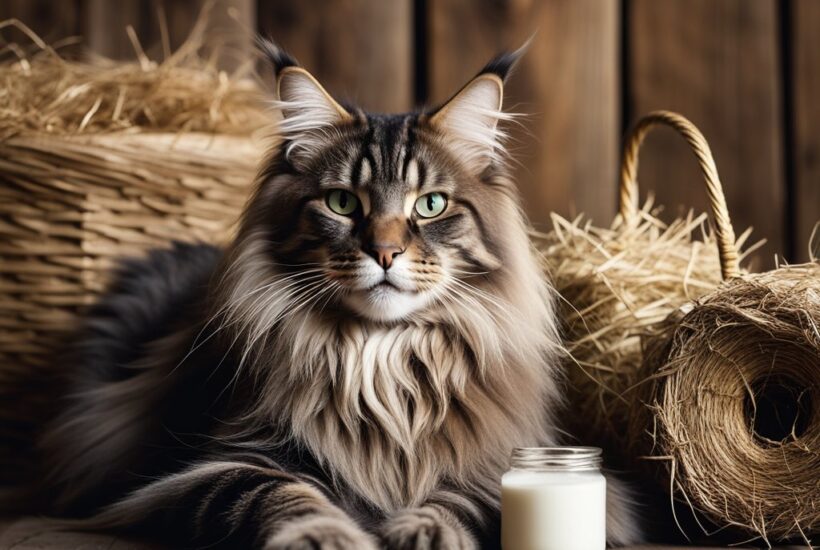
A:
[[250, 45, 519, 323]]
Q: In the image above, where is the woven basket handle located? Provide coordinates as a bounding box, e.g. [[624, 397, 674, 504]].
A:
[[618, 110, 740, 280]]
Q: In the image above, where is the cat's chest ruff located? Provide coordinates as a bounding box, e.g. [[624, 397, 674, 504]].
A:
[[283, 323, 488, 506], [282, 320, 478, 448], [270, 312, 553, 510], [320, 323, 467, 432]]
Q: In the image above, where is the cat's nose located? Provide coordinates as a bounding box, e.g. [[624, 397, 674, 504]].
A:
[[363, 216, 409, 270], [368, 243, 405, 270]]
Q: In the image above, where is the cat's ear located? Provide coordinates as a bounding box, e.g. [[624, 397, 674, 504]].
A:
[[259, 39, 352, 159], [428, 45, 526, 171]]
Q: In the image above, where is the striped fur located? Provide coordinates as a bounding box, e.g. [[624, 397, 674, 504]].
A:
[[85, 461, 379, 549], [30, 43, 642, 549]]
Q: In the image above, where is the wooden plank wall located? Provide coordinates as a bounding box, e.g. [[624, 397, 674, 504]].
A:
[[0, 0, 817, 264], [428, 0, 619, 228], [791, 0, 820, 261], [628, 0, 785, 266], [256, 1, 412, 113]]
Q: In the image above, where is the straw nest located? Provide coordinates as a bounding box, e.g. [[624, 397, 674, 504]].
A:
[[532, 204, 754, 451], [638, 262, 820, 543], [0, 20, 270, 486]]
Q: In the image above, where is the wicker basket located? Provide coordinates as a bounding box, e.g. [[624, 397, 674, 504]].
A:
[[0, 131, 263, 371], [621, 116, 820, 543], [0, 129, 264, 483], [534, 111, 745, 453]]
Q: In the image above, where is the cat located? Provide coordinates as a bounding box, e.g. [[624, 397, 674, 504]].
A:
[[31, 42, 642, 549]]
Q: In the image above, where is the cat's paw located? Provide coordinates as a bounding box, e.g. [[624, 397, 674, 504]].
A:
[[381, 507, 476, 550], [264, 514, 379, 550]]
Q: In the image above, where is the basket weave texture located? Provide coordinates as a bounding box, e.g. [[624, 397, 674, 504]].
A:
[[0, 132, 261, 371]]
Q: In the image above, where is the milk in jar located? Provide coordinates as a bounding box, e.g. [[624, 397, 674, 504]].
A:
[[501, 447, 606, 550]]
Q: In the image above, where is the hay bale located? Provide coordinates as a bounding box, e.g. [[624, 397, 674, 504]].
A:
[[0, 20, 270, 485], [533, 204, 754, 450], [639, 262, 820, 543]]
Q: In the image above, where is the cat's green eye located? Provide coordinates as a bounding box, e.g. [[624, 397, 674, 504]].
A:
[[414, 192, 447, 219], [326, 189, 359, 216]]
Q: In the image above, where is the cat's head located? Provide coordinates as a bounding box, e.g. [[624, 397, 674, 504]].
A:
[[236, 41, 527, 323]]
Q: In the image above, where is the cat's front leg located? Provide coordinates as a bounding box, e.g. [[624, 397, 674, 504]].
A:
[[84, 460, 378, 550], [381, 490, 482, 550]]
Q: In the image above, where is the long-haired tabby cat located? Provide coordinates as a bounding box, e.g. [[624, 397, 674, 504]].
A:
[[32, 42, 641, 549]]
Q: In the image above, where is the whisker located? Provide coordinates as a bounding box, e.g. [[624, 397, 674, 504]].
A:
[[171, 270, 329, 377], [449, 277, 545, 344], [290, 281, 342, 348], [267, 261, 324, 268], [448, 267, 491, 277], [218, 282, 323, 396], [234, 277, 331, 377], [443, 278, 518, 344]]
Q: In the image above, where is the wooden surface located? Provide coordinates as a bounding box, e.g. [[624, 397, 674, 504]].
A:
[[627, 0, 786, 268], [0, 517, 810, 549], [429, 0, 619, 229], [791, 0, 820, 262], [0, 518, 158, 550]]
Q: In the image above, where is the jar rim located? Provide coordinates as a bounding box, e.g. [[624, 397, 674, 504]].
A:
[[510, 446, 603, 471]]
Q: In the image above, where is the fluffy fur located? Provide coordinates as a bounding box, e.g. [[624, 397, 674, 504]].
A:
[[24, 41, 642, 549]]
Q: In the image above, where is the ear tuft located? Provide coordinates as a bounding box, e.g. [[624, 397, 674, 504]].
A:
[[257, 38, 299, 77], [478, 52, 519, 83], [429, 72, 510, 170], [477, 38, 531, 82], [262, 43, 351, 162], [429, 43, 529, 171]]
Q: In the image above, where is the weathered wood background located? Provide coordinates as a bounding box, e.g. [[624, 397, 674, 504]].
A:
[[2, 0, 818, 265]]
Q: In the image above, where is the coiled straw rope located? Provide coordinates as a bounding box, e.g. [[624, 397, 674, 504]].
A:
[[639, 264, 820, 544]]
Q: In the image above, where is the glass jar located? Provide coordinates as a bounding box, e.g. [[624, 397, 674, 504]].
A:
[[501, 447, 606, 550]]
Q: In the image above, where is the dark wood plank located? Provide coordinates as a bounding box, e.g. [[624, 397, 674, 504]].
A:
[[628, 0, 785, 268], [257, 0, 413, 113], [85, 0, 148, 59], [157, 0, 255, 71], [0, 0, 83, 54], [85, 0, 254, 71], [0, 517, 163, 549], [791, 0, 820, 262], [428, 0, 620, 229]]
